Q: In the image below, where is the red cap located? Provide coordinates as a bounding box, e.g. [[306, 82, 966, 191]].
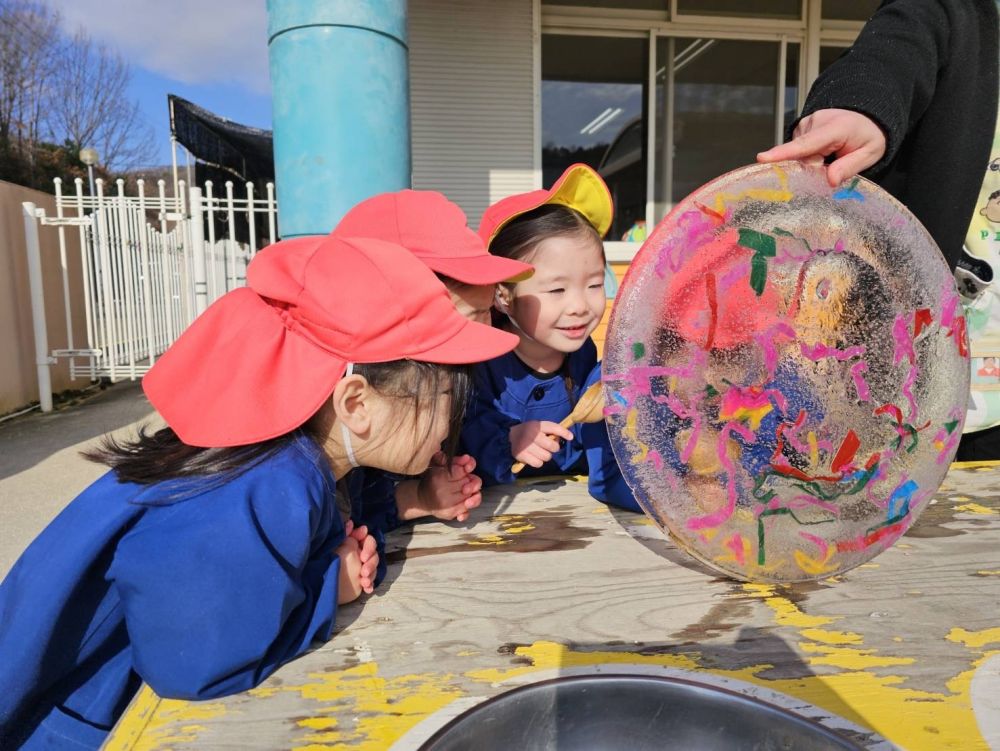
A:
[[663, 228, 781, 349], [143, 235, 519, 447], [334, 190, 533, 284], [478, 163, 614, 247]]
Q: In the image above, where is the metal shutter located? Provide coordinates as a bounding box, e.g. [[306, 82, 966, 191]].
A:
[[409, 0, 538, 227]]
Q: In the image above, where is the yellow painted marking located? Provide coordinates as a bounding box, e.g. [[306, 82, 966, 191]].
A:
[[976, 570, 1000, 576], [799, 642, 914, 669], [808, 430, 819, 467], [105, 694, 227, 751], [467, 534, 512, 547], [947, 628, 1000, 649], [465, 641, 701, 684], [465, 639, 989, 751], [110, 623, 997, 751], [859, 562, 880, 569], [493, 515, 536, 534], [741, 583, 834, 629], [627, 515, 656, 526], [951, 496, 972, 502], [249, 662, 464, 751], [950, 460, 1000, 469], [798, 628, 863, 646], [954, 503, 997, 516], [103, 686, 162, 751], [711, 164, 793, 214], [736, 586, 994, 749]]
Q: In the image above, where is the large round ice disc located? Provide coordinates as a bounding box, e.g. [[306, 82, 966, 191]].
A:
[[603, 162, 970, 582]]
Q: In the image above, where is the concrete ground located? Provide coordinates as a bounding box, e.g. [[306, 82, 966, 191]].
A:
[[0, 381, 156, 577]]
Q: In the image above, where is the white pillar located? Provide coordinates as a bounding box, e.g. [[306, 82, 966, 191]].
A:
[[23, 202, 54, 412], [189, 187, 209, 316]]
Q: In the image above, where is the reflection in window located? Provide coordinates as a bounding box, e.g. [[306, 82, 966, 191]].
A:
[[542, 35, 648, 241], [784, 43, 802, 136], [820, 44, 850, 73], [654, 38, 796, 220], [677, 0, 800, 19], [542, 0, 666, 9], [822, 0, 879, 21]]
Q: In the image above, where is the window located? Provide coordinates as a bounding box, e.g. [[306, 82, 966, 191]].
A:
[[653, 37, 800, 222], [542, 34, 649, 241], [822, 0, 879, 21], [542, 0, 666, 10], [676, 0, 801, 20]]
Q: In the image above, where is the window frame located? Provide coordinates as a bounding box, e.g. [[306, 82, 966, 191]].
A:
[[536, 0, 866, 262]]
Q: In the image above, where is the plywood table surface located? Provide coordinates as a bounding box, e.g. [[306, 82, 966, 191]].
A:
[[106, 462, 1000, 751]]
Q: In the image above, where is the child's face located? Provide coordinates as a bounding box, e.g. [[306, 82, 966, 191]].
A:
[[368, 384, 453, 475], [505, 233, 606, 354], [446, 281, 496, 325]]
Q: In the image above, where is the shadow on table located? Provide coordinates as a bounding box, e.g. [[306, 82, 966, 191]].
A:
[[377, 478, 589, 595]]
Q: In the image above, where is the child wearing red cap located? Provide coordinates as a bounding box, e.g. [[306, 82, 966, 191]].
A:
[[462, 164, 640, 512], [0, 235, 518, 750], [333, 191, 533, 581]]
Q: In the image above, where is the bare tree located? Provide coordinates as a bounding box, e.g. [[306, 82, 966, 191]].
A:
[[0, 0, 155, 188], [0, 0, 60, 176], [45, 28, 155, 172]]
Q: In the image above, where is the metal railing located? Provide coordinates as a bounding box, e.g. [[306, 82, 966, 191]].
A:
[[23, 177, 278, 410]]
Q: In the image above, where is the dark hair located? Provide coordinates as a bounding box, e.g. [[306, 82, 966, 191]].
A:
[[488, 203, 603, 329], [86, 360, 471, 485], [488, 203, 604, 408], [489, 203, 602, 266], [353, 359, 471, 461]]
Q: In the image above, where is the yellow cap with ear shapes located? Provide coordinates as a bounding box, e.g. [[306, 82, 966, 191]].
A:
[[478, 163, 614, 247]]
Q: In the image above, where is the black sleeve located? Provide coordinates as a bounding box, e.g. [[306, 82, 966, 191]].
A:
[[791, 0, 950, 173]]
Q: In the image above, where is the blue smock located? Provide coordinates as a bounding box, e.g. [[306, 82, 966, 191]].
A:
[[460, 339, 640, 512], [0, 434, 345, 750]]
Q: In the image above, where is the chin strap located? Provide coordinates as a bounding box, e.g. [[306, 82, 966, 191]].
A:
[[342, 362, 359, 468]]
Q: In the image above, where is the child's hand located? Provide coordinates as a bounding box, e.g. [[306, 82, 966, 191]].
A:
[[336, 520, 379, 604], [756, 108, 887, 186], [509, 420, 575, 469], [398, 453, 483, 523]]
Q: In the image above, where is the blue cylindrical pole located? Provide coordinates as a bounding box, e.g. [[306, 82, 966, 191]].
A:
[[267, 0, 410, 237]]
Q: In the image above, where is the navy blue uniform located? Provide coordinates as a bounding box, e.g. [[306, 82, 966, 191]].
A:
[[0, 434, 345, 750], [461, 339, 640, 512]]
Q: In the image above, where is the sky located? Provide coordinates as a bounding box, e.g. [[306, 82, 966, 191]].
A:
[[47, 0, 272, 167]]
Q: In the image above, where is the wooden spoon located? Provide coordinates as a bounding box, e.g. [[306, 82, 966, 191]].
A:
[[511, 381, 606, 474]]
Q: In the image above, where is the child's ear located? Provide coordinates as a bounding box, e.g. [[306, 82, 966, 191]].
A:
[[494, 285, 512, 313], [332, 374, 372, 436]]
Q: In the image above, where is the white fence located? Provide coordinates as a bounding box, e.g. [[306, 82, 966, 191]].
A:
[[23, 177, 278, 410]]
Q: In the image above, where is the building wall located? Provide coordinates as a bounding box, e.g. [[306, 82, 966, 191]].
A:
[[0, 181, 88, 414], [409, 0, 537, 227]]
